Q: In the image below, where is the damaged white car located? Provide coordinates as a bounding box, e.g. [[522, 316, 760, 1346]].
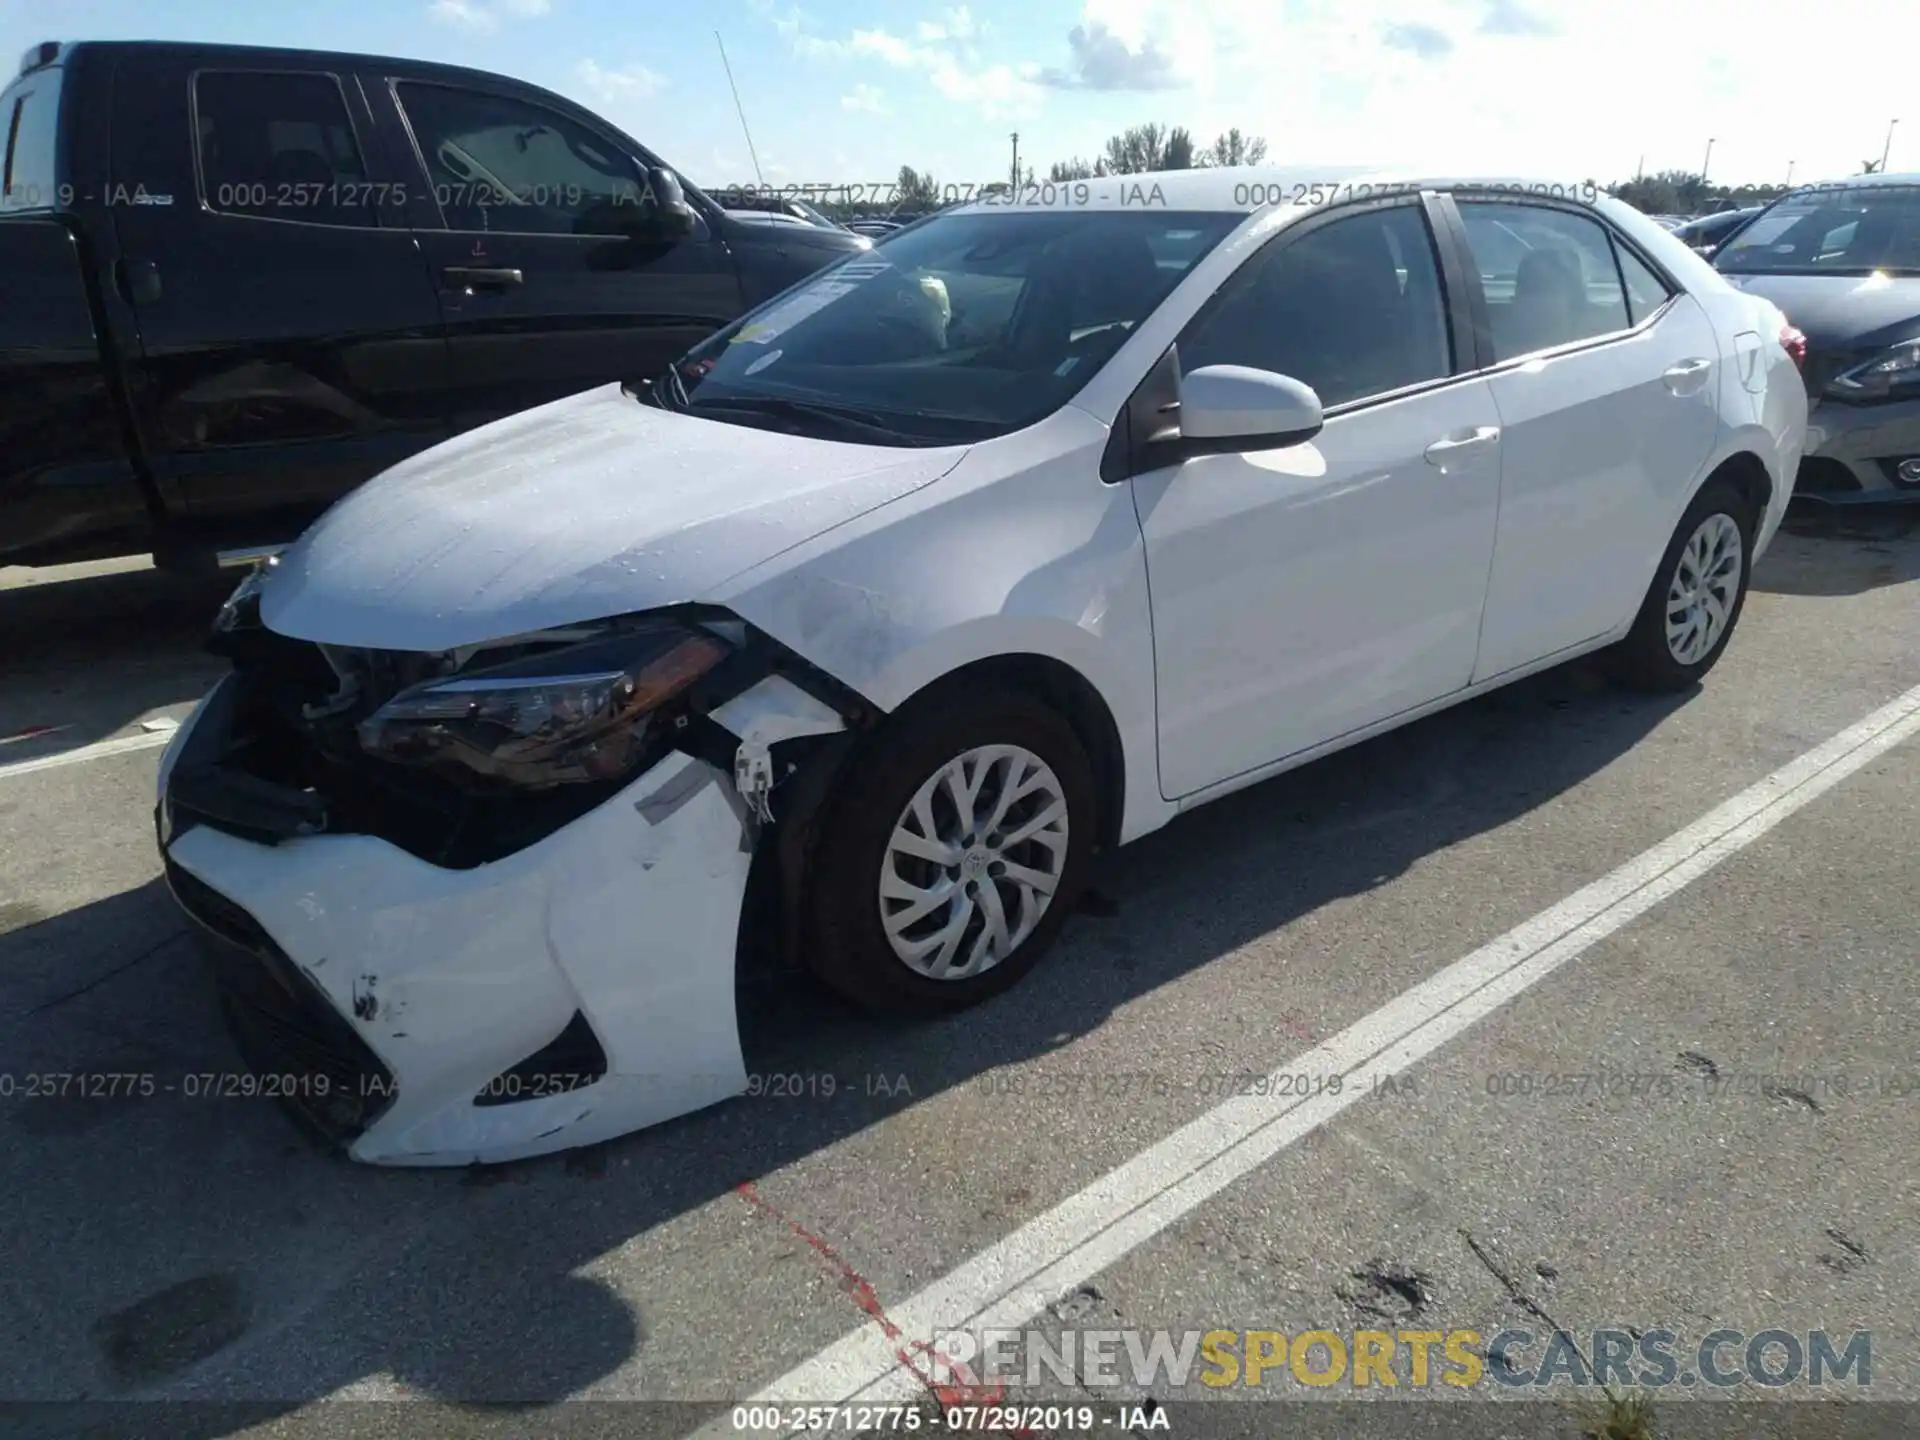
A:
[[156, 169, 1807, 1165]]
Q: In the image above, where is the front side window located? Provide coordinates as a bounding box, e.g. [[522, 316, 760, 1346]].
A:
[[395, 83, 647, 236], [1176, 204, 1453, 409], [1716, 184, 1920, 275], [663, 208, 1241, 444], [195, 71, 373, 228], [1457, 201, 1631, 360]]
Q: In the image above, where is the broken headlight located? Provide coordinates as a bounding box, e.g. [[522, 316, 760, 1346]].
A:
[[356, 620, 730, 788]]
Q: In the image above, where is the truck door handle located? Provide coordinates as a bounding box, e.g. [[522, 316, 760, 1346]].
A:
[[1424, 426, 1500, 467], [115, 257, 162, 305], [442, 266, 523, 293]]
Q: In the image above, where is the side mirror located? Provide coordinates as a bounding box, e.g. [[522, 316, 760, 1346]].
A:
[[628, 167, 697, 242], [1177, 364, 1324, 452]]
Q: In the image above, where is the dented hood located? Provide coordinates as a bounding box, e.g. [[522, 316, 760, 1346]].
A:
[[260, 384, 967, 651]]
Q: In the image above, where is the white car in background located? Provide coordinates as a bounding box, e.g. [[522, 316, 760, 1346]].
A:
[[157, 168, 1807, 1166]]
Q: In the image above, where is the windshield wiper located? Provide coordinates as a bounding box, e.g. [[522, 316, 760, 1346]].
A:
[[682, 394, 925, 443]]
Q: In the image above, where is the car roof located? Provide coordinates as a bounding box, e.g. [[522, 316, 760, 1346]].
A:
[[52, 37, 554, 91], [1783, 172, 1920, 195], [949, 166, 1635, 216]]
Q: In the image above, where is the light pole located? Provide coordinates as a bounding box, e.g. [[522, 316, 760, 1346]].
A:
[[1785, 159, 1795, 187], [1882, 120, 1899, 173], [1701, 137, 1715, 183], [1010, 132, 1020, 192]]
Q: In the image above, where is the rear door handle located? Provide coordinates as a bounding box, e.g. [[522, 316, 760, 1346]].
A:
[[1663, 357, 1713, 394], [1424, 426, 1500, 467], [442, 266, 524, 293]]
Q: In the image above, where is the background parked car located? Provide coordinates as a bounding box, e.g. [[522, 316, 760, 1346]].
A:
[[1714, 175, 1920, 502], [0, 39, 869, 572], [1673, 206, 1763, 256], [715, 191, 855, 233]]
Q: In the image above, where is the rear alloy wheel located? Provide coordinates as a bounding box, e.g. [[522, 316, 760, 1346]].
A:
[[806, 689, 1096, 1016], [1663, 512, 1743, 665], [1606, 477, 1757, 692]]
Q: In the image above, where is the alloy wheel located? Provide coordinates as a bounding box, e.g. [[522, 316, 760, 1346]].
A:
[[877, 743, 1071, 980], [1664, 512, 1743, 665]]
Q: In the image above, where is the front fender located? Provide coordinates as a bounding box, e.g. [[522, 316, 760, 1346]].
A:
[[712, 409, 1175, 845]]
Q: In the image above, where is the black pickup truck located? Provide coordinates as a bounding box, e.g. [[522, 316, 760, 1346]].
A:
[[0, 39, 869, 571]]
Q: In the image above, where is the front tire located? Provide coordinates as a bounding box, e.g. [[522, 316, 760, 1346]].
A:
[[1605, 478, 1757, 692], [804, 687, 1097, 1017]]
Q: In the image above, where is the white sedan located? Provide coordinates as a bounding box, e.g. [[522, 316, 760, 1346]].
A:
[[156, 168, 1808, 1165]]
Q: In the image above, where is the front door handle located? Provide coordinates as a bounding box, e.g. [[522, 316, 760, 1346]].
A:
[[1424, 426, 1501, 467], [1663, 357, 1713, 394], [442, 266, 524, 294], [115, 257, 162, 305]]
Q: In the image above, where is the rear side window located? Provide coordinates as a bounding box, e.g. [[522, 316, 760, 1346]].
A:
[[194, 71, 374, 228], [1612, 242, 1673, 326], [1456, 201, 1632, 360], [1, 70, 63, 212]]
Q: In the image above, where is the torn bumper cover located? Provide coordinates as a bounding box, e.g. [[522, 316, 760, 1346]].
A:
[[154, 622, 853, 1166]]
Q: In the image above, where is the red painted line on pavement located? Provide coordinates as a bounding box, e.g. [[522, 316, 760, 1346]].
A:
[[0, 724, 71, 747], [735, 1181, 1031, 1431]]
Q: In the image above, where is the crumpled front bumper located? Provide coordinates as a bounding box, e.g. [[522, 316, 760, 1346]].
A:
[[156, 670, 845, 1166]]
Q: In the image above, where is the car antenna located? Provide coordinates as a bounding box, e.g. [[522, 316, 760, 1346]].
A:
[[715, 31, 765, 188]]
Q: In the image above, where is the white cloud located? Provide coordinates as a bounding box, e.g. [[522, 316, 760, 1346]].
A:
[[429, 0, 496, 31], [1016, 0, 1917, 187], [842, 84, 891, 114], [1033, 0, 1216, 90], [766, 4, 1044, 120], [753, 0, 1917, 185], [918, 6, 980, 42], [575, 59, 666, 105], [428, 0, 551, 31], [848, 29, 918, 66]]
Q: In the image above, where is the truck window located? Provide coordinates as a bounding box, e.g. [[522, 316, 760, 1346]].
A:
[[1, 68, 63, 212], [194, 71, 375, 228], [394, 81, 649, 237]]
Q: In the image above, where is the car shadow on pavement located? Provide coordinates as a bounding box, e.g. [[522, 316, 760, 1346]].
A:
[[0, 657, 1691, 1437], [1753, 501, 1920, 597], [0, 565, 232, 754]]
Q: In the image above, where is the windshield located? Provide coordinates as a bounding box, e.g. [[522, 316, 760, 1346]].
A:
[[1715, 184, 1920, 275], [651, 208, 1241, 445]]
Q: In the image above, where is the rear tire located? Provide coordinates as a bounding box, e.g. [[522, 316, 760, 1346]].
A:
[[803, 686, 1097, 1017], [1605, 478, 1757, 693]]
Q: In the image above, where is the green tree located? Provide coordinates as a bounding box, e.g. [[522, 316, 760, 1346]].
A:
[[1608, 169, 1710, 215], [1198, 128, 1268, 167], [1101, 123, 1200, 175], [895, 164, 940, 210], [1049, 156, 1109, 181]]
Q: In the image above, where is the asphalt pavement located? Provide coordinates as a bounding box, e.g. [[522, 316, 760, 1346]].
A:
[[0, 502, 1915, 1440]]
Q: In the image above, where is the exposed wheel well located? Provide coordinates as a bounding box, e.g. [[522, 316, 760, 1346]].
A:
[[1705, 450, 1774, 521], [892, 654, 1127, 853]]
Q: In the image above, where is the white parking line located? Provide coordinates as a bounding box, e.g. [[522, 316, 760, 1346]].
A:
[[704, 680, 1920, 1433], [0, 727, 175, 782]]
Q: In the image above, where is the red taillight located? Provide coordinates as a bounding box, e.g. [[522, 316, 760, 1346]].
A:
[[1779, 325, 1808, 370]]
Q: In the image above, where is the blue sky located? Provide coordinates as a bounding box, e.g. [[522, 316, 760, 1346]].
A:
[[2, 0, 1908, 191]]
